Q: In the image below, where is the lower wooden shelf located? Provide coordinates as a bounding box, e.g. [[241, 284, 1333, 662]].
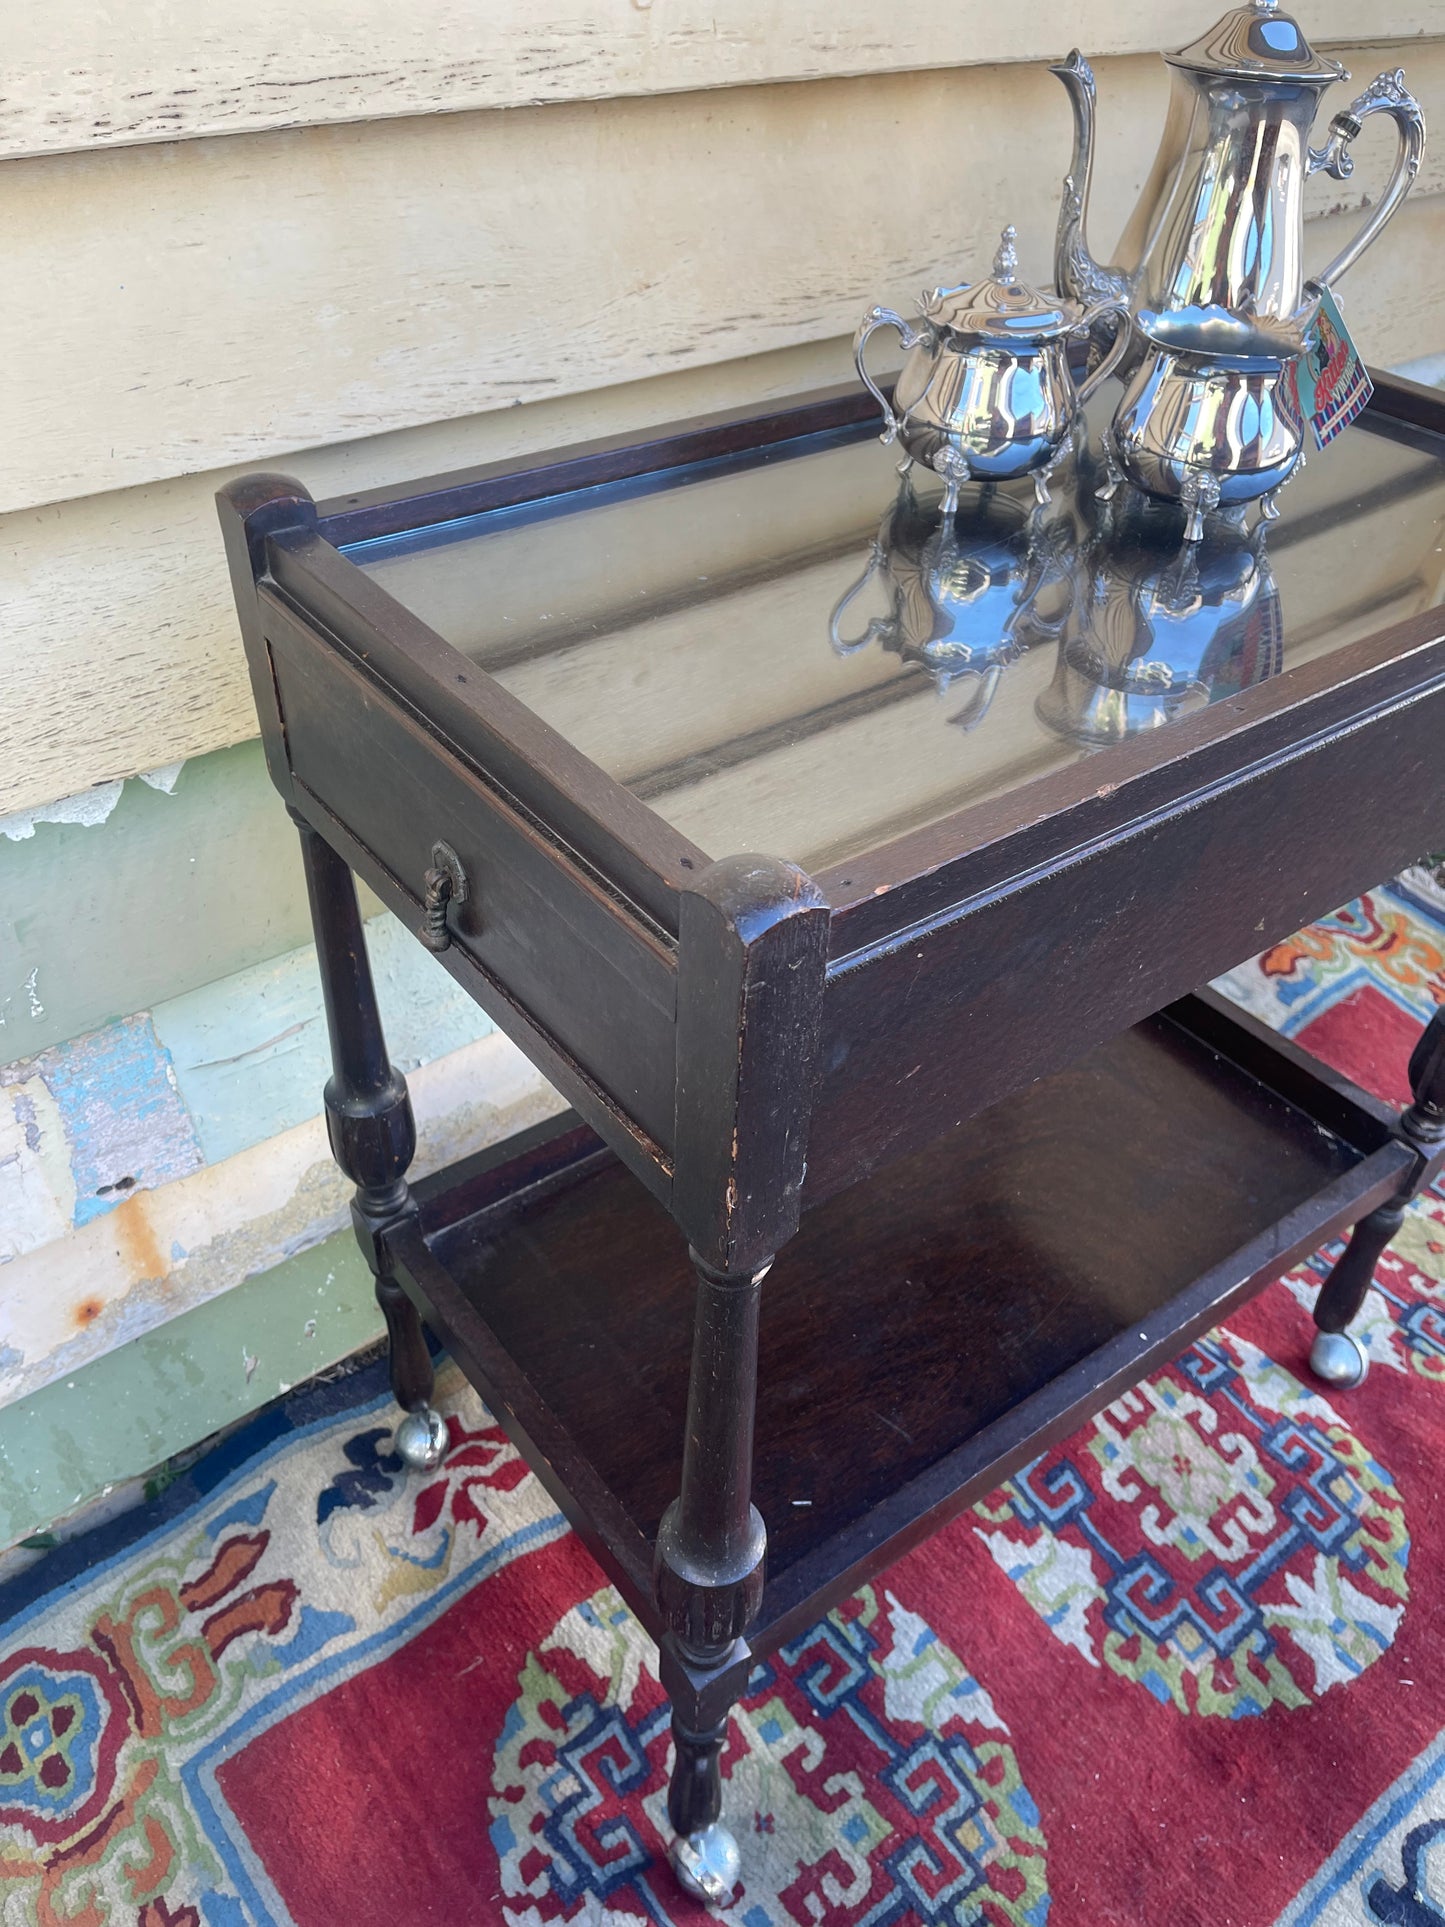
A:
[[395, 990, 1412, 1655]]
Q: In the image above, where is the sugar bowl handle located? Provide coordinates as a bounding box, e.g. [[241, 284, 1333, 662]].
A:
[[828, 541, 895, 655], [853, 307, 930, 445], [1310, 70, 1426, 292]]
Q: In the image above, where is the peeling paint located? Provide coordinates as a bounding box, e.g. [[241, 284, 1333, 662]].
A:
[[0, 765, 186, 841], [35, 1013, 203, 1225], [0, 1074, 76, 1259], [0, 780, 126, 841], [138, 762, 184, 795], [0, 1027, 562, 1409]]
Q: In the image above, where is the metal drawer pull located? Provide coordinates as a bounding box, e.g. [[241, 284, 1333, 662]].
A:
[[421, 840, 469, 951]]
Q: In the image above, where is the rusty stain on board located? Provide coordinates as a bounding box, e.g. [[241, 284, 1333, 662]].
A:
[[109, 1187, 168, 1286]]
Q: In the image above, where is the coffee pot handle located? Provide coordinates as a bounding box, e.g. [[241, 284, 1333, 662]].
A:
[[1310, 70, 1426, 292], [853, 307, 930, 444]]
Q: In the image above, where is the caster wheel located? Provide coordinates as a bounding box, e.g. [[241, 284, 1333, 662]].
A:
[[670, 1822, 741, 1905], [1310, 1329, 1369, 1390], [395, 1405, 448, 1471]]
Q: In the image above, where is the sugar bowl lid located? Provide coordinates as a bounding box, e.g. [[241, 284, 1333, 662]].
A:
[[921, 228, 1078, 343], [1169, 0, 1346, 84]]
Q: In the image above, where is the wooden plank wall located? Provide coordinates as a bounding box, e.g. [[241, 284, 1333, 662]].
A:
[[2, 5, 1444, 1536], [7, 4, 1437, 155], [3, 23, 1444, 816]]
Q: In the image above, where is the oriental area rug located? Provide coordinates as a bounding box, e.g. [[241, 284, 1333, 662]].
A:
[[5, 875, 1445, 1927]]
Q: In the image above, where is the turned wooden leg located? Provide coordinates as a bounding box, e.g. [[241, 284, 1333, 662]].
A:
[[653, 1249, 770, 1903], [1312, 1003, 1445, 1389], [296, 814, 445, 1471]]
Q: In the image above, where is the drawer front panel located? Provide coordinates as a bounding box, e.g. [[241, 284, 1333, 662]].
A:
[[266, 610, 679, 1161]]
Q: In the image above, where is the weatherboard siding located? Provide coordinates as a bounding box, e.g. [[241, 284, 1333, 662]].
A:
[[3, 16, 1444, 1548]]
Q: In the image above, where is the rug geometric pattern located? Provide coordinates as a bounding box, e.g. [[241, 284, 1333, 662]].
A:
[[3, 874, 1445, 1927]]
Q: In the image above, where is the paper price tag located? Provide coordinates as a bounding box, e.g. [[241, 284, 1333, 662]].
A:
[[1281, 286, 1374, 451]]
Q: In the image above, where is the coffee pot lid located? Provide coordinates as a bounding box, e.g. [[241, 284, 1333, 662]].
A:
[[1170, 0, 1346, 84], [922, 228, 1077, 342]]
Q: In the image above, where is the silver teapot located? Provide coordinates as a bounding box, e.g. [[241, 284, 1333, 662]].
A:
[[853, 228, 1129, 514], [1051, 2, 1425, 349]]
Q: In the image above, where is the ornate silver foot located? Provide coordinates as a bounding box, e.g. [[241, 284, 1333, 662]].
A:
[[670, 1822, 741, 1904], [395, 1405, 448, 1470], [1258, 488, 1282, 523], [1095, 435, 1125, 505], [1033, 433, 1070, 514], [1309, 1329, 1369, 1390], [1180, 470, 1223, 544], [931, 444, 972, 519]]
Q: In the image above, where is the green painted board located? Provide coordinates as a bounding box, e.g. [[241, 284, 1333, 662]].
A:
[[0, 1227, 383, 1551], [151, 912, 495, 1165], [0, 742, 380, 1064]]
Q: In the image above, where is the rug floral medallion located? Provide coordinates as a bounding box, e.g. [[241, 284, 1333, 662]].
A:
[[3, 877, 1445, 1927]]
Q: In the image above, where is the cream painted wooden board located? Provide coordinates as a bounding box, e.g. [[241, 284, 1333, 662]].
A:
[[5, 45, 1443, 513], [0, 336, 852, 819], [6, 179, 1445, 822], [5, 3, 1440, 159]]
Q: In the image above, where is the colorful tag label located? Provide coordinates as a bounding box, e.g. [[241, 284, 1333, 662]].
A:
[[1282, 286, 1374, 450]]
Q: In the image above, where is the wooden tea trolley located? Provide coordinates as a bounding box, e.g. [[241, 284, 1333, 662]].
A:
[[220, 369, 1445, 1900]]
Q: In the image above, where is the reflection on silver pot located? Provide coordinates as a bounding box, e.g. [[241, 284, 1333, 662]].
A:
[[829, 472, 1072, 731], [1036, 489, 1283, 745], [852, 228, 1129, 515]]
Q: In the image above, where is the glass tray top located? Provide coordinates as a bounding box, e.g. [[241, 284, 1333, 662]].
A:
[[344, 386, 1445, 875]]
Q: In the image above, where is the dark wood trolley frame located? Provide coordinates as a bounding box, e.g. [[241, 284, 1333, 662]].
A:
[[220, 370, 1445, 1892]]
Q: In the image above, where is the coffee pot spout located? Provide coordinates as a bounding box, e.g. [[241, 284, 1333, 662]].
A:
[[1049, 51, 1131, 310]]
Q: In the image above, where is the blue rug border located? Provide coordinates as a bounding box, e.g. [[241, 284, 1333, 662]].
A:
[[0, 1345, 402, 1630]]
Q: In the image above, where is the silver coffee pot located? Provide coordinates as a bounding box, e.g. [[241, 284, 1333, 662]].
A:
[[1051, 2, 1425, 351]]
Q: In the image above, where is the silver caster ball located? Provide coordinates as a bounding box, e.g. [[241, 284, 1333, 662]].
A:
[[394, 1405, 448, 1471], [1310, 1329, 1369, 1390], [670, 1823, 741, 1905]]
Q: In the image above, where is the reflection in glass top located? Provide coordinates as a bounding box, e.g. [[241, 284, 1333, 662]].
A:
[[345, 383, 1445, 875]]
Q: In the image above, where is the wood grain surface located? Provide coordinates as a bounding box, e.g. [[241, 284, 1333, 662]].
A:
[[4, 4, 1438, 159], [5, 47, 1441, 515]]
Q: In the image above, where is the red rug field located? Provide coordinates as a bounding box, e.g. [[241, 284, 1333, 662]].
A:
[[4, 877, 1445, 1927]]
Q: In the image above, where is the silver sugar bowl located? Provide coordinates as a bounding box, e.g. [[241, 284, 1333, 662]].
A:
[[852, 228, 1130, 514], [829, 473, 1072, 734]]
